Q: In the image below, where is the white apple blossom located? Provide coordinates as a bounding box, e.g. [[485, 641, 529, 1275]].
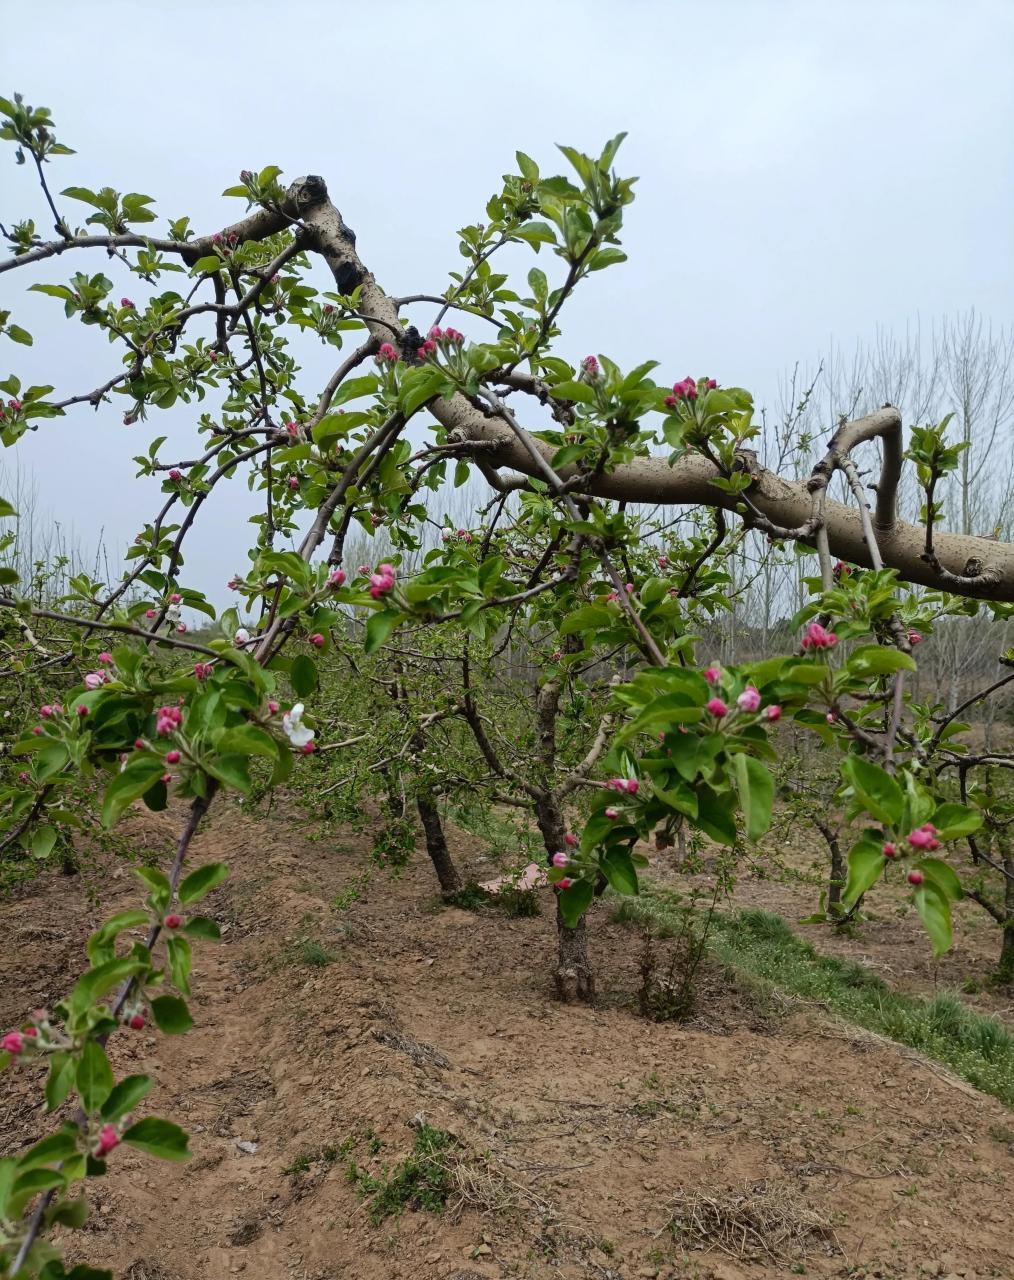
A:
[[281, 703, 314, 749], [234, 627, 251, 647]]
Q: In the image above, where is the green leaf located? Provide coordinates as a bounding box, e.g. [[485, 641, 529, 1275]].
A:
[[846, 645, 917, 677], [178, 862, 229, 905], [17, 1131, 79, 1170], [549, 380, 596, 404], [182, 916, 221, 941], [929, 803, 982, 841], [217, 724, 278, 758], [101, 1074, 153, 1122], [167, 935, 192, 995], [7, 323, 32, 345], [842, 835, 885, 908], [917, 857, 964, 901], [205, 753, 252, 795], [560, 604, 614, 635], [31, 823, 58, 859], [841, 756, 904, 826], [101, 756, 166, 828], [121, 1116, 190, 1161], [289, 653, 318, 697], [600, 848, 638, 896], [45, 1053, 75, 1111], [731, 754, 774, 841], [914, 882, 953, 956], [695, 786, 738, 845], [365, 609, 403, 654], [0, 495, 17, 518], [557, 878, 595, 927], [150, 995, 193, 1035], [76, 1041, 114, 1112]]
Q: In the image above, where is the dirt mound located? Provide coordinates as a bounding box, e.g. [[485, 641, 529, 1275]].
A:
[[1, 801, 1011, 1279]]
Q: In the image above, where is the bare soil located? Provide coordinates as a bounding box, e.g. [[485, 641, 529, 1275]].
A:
[[1, 801, 1012, 1280]]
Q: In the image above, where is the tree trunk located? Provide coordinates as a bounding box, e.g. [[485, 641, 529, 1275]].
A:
[[555, 897, 595, 1003], [415, 794, 463, 898], [1000, 856, 1014, 985], [535, 792, 595, 1003]]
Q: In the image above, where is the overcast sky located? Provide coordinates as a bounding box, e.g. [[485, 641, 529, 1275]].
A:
[[2, 0, 1012, 604]]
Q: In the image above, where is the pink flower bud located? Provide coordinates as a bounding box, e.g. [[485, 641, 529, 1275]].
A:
[[907, 826, 940, 851], [329, 568, 346, 587], [736, 686, 761, 713], [194, 662, 213, 680], [706, 378, 717, 389], [551, 852, 569, 868], [457, 528, 467, 538], [604, 807, 619, 819], [658, 556, 669, 569], [169, 593, 182, 604], [377, 342, 398, 362], [703, 666, 721, 684], [907, 870, 924, 885], [309, 633, 325, 648], [288, 476, 300, 490], [145, 608, 157, 619], [826, 711, 837, 724], [564, 832, 578, 847], [135, 738, 145, 750], [24, 1026, 38, 1038], [97, 651, 114, 665], [17, 771, 30, 784], [129, 1014, 145, 1030], [76, 704, 88, 717], [95, 1125, 120, 1158], [40, 704, 55, 717], [2, 1031, 25, 1054], [268, 700, 279, 714], [908, 630, 922, 646], [625, 779, 639, 794], [556, 877, 573, 890], [765, 704, 782, 721], [882, 841, 897, 857], [706, 697, 728, 717], [84, 672, 105, 690], [302, 741, 316, 754], [120, 298, 134, 309], [581, 355, 599, 374], [164, 914, 182, 929], [165, 750, 181, 764], [625, 582, 634, 593], [162, 772, 173, 784], [169, 469, 182, 481], [428, 326, 444, 340], [31, 725, 43, 736]]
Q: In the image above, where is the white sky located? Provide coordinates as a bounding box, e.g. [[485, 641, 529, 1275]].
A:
[[2, 0, 1012, 603]]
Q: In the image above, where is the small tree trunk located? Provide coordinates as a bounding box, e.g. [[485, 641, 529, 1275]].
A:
[[1000, 857, 1014, 985], [555, 897, 595, 1002], [415, 794, 463, 898], [535, 792, 595, 1003]]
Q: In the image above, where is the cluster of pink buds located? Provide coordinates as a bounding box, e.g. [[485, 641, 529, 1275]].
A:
[[663, 376, 716, 408], [606, 777, 639, 795], [329, 568, 346, 588], [369, 563, 397, 599], [581, 355, 600, 378], [801, 621, 838, 650], [907, 823, 940, 851], [120, 298, 134, 310], [658, 556, 669, 570], [376, 342, 399, 363], [833, 560, 852, 578], [156, 705, 183, 737], [284, 420, 300, 437], [194, 662, 213, 680], [2, 1027, 38, 1055], [40, 703, 62, 718]]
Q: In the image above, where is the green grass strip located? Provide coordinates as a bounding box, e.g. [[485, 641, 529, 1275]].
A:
[[615, 892, 1014, 1108]]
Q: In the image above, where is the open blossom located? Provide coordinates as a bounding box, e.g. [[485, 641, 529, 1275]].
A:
[[282, 702, 315, 750], [801, 621, 838, 650], [706, 697, 728, 717], [736, 686, 761, 713], [703, 665, 721, 684]]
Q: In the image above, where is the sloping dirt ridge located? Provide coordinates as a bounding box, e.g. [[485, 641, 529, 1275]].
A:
[[1, 800, 1011, 1280]]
